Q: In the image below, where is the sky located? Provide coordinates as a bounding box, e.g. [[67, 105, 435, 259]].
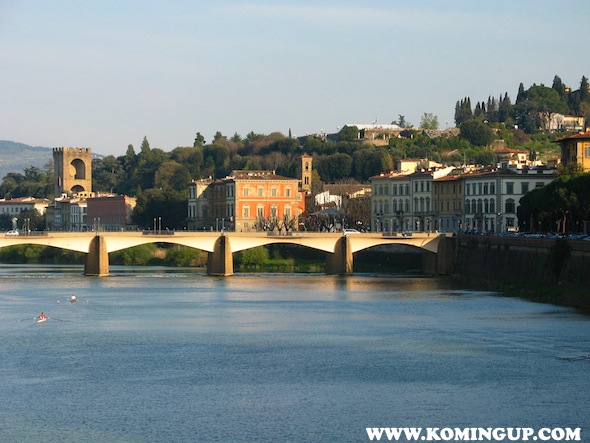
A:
[[1, 0, 589, 157]]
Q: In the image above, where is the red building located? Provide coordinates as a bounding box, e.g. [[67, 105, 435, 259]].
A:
[[86, 195, 136, 231]]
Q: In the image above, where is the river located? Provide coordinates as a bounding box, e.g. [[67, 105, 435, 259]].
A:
[[0, 265, 589, 442]]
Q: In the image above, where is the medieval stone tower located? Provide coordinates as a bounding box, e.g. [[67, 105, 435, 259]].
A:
[[300, 154, 313, 193], [53, 147, 93, 198]]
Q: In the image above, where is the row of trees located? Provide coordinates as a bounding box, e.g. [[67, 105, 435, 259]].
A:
[[455, 75, 590, 133], [519, 165, 589, 234]]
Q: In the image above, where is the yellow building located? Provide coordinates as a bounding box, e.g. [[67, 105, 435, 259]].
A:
[[556, 131, 590, 172]]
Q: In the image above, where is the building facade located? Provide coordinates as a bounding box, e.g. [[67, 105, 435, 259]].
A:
[[0, 197, 50, 217], [556, 131, 590, 172], [461, 168, 555, 233], [432, 173, 464, 232], [86, 195, 137, 231], [371, 165, 555, 234], [53, 147, 93, 198], [188, 171, 306, 232], [370, 167, 455, 233]]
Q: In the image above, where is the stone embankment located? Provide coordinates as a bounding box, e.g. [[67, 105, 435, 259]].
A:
[[446, 234, 590, 310]]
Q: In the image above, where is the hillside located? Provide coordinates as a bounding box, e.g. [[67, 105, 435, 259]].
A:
[[0, 140, 53, 179]]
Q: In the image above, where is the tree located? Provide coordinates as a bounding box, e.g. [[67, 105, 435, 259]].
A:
[[194, 132, 205, 147], [459, 120, 494, 146], [580, 76, 590, 103], [419, 113, 439, 130], [338, 125, 359, 142], [316, 153, 353, 182], [454, 98, 472, 126], [498, 93, 512, 123], [551, 75, 566, 100], [131, 188, 188, 230], [92, 155, 123, 193], [239, 246, 269, 267], [154, 161, 191, 191], [392, 115, 409, 128]]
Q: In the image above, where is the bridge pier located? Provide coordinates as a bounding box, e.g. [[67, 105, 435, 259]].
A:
[[85, 235, 109, 276], [325, 236, 353, 275], [207, 235, 233, 276]]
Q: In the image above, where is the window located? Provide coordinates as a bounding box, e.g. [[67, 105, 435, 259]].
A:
[[478, 183, 482, 195], [243, 205, 250, 218], [506, 182, 514, 194], [585, 146, 590, 158], [505, 199, 515, 214], [521, 182, 529, 194], [257, 187, 263, 197], [285, 187, 291, 197], [483, 183, 488, 195], [243, 187, 249, 197], [257, 206, 264, 218], [490, 183, 495, 194], [284, 206, 291, 218], [271, 187, 278, 197]]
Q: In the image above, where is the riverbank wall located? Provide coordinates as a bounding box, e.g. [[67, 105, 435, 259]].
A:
[[445, 235, 590, 309]]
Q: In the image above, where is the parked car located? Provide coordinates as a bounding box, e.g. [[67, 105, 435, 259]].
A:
[[5, 230, 19, 237]]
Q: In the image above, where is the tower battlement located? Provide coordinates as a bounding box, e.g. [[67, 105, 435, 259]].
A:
[[53, 147, 91, 154]]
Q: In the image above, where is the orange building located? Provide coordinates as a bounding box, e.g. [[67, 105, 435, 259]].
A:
[[188, 155, 312, 232], [188, 170, 306, 232]]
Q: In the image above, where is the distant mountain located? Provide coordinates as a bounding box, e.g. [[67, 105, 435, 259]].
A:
[[0, 140, 53, 180]]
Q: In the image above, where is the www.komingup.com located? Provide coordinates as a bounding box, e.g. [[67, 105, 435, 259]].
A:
[[366, 427, 581, 441]]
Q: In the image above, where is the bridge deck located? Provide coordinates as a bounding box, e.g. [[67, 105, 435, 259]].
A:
[[0, 231, 446, 254]]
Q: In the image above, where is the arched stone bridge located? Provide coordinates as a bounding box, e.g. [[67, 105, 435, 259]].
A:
[[0, 231, 454, 276]]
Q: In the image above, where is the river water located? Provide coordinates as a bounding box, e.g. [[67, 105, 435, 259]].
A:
[[0, 265, 589, 443]]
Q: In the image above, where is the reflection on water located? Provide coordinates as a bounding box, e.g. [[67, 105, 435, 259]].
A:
[[0, 265, 589, 443]]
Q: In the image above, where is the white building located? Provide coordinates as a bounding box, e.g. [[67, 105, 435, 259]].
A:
[[463, 168, 555, 233], [0, 197, 50, 216]]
